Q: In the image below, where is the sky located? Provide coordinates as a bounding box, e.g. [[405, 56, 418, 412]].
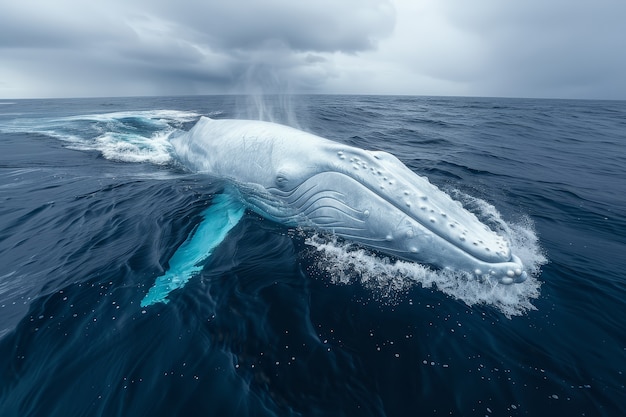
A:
[[1, 0, 625, 100]]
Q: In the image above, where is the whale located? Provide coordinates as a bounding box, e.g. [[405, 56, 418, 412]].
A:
[[182, 117, 526, 272], [141, 116, 527, 306]]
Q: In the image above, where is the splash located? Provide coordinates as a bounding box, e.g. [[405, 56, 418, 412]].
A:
[[72, 130, 174, 164], [1, 109, 202, 165], [304, 197, 546, 318], [449, 189, 548, 278]]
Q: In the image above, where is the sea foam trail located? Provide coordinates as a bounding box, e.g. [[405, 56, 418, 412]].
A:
[[1, 110, 203, 165]]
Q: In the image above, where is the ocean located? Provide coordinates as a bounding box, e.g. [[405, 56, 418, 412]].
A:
[[0, 95, 624, 416]]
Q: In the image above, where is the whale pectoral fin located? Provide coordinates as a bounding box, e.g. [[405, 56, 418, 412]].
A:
[[140, 192, 245, 307]]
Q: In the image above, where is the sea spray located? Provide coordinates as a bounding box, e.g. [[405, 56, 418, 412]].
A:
[[304, 193, 546, 318], [1, 109, 201, 165], [305, 233, 542, 318], [235, 64, 303, 128]]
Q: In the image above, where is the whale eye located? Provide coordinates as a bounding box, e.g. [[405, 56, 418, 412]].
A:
[[275, 164, 313, 190], [275, 168, 293, 189]]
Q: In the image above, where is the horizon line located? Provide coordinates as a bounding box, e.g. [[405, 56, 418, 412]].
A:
[[2, 92, 625, 103]]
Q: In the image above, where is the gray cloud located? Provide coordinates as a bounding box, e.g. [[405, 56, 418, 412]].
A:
[[1, 0, 625, 99], [0, 0, 395, 98], [134, 0, 395, 53], [431, 0, 626, 99], [0, 3, 131, 48]]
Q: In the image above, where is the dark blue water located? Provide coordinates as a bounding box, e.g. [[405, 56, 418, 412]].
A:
[[1, 95, 625, 416]]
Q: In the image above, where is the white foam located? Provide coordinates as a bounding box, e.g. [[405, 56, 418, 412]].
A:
[[64, 109, 200, 125], [304, 195, 547, 318], [2, 109, 202, 165], [70, 130, 175, 165], [69, 110, 199, 164], [449, 189, 548, 277]]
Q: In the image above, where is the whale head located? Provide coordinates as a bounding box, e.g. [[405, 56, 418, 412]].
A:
[[172, 117, 527, 284]]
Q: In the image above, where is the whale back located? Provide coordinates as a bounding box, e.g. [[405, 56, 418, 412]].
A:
[[172, 117, 335, 188]]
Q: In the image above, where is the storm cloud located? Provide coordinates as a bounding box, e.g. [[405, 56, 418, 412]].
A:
[[1, 0, 624, 99]]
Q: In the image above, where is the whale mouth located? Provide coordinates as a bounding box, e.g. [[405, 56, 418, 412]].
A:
[[262, 169, 527, 285], [329, 148, 514, 261]]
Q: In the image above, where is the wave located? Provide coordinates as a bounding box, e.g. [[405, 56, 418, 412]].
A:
[[1, 109, 205, 165], [70, 130, 176, 165]]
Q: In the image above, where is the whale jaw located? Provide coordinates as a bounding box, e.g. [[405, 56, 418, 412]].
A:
[[251, 169, 526, 285]]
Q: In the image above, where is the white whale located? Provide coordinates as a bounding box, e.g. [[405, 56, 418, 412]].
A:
[[168, 116, 527, 285]]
